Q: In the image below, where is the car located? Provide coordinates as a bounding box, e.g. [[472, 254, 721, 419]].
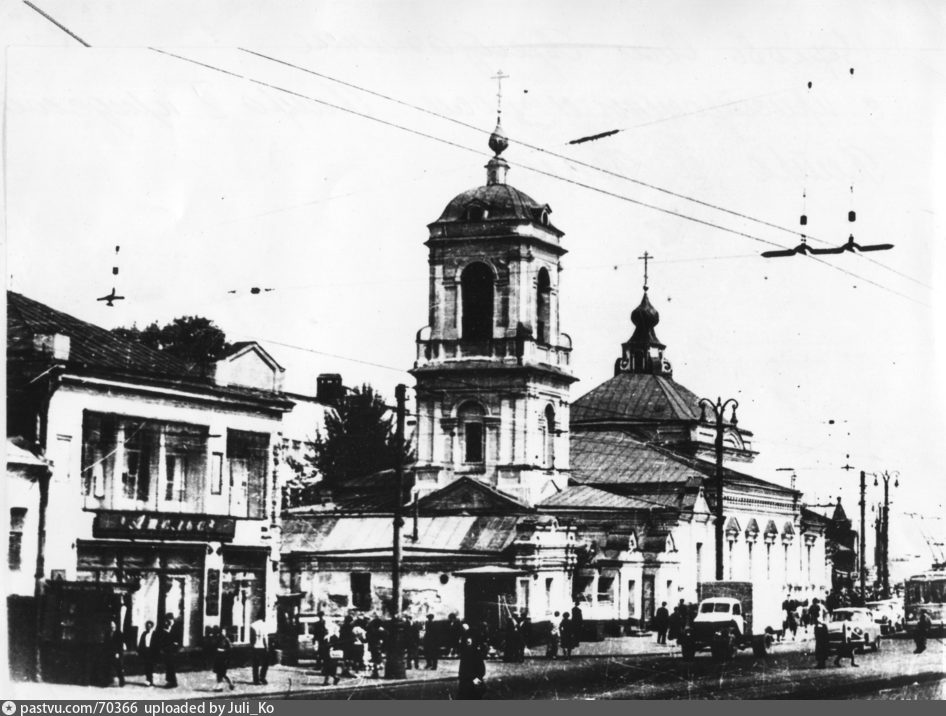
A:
[[865, 600, 904, 633], [827, 608, 882, 652]]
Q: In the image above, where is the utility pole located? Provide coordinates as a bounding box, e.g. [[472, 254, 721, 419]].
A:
[[874, 471, 898, 599], [859, 470, 866, 602], [385, 384, 408, 679], [699, 396, 739, 581]]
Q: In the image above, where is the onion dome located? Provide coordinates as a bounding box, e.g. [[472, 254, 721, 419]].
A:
[[630, 291, 660, 341], [488, 120, 509, 156]]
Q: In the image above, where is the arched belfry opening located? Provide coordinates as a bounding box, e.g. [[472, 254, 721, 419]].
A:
[[461, 262, 494, 342], [536, 268, 551, 344]]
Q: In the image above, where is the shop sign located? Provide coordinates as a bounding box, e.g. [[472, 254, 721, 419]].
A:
[[93, 511, 237, 541]]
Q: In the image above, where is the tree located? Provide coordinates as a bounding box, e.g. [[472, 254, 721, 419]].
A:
[[311, 384, 413, 487], [113, 316, 230, 365]]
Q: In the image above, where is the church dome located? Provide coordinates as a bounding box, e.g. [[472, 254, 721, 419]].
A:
[[435, 183, 552, 225]]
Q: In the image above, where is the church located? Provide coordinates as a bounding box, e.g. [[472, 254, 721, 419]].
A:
[[280, 115, 830, 633]]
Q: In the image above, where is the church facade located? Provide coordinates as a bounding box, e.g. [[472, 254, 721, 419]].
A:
[[280, 119, 830, 632]]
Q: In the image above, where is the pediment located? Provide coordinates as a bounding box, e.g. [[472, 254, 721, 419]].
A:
[[417, 477, 529, 515]]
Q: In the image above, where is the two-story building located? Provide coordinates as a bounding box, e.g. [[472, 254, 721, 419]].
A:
[[6, 292, 293, 658]]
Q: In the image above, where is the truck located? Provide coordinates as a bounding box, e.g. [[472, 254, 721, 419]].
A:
[[679, 581, 783, 661]]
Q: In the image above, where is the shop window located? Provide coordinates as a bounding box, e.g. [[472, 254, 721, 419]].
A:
[[461, 262, 494, 342], [8, 508, 26, 571], [227, 430, 269, 519], [351, 573, 372, 611], [597, 576, 615, 604]]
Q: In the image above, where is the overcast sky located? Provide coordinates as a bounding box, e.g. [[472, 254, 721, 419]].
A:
[[3, 0, 945, 517]]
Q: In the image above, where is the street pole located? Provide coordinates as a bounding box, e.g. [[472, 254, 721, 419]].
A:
[[874, 471, 898, 599], [385, 384, 407, 679], [859, 470, 866, 603], [699, 396, 738, 582]]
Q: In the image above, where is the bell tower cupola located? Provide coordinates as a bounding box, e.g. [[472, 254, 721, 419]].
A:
[[614, 251, 673, 377]]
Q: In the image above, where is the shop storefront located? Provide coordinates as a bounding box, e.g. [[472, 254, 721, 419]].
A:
[[220, 546, 268, 644]]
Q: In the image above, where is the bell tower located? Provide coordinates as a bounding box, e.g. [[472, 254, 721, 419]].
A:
[[410, 114, 577, 506]]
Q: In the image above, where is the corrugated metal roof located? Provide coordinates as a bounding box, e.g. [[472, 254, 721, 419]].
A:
[[570, 372, 706, 424], [281, 515, 520, 554], [570, 430, 698, 485], [539, 485, 669, 511]]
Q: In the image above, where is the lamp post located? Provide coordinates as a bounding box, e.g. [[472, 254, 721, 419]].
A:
[[874, 471, 898, 599], [699, 396, 739, 581], [841, 457, 867, 603]]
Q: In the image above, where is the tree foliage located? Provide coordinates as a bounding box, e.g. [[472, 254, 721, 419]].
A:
[[113, 316, 230, 365], [311, 384, 413, 486]]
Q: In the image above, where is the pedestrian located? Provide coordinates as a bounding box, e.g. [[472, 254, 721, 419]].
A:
[[105, 619, 126, 687], [322, 634, 343, 685], [813, 616, 829, 669], [250, 616, 270, 685], [807, 598, 822, 627], [668, 606, 682, 645], [654, 602, 670, 645], [547, 612, 561, 659], [571, 600, 584, 649], [351, 622, 367, 672], [560, 613, 575, 659], [423, 614, 439, 669], [914, 609, 932, 654], [833, 623, 858, 667], [785, 609, 798, 640], [137, 620, 157, 687], [446, 613, 462, 657], [457, 634, 486, 700], [312, 612, 328, 667], [503, 617, 521, 663], [159, 613, 180, 688], [366, 617, 385, 678], [339, 615, 355, 676], [210, 626, 234, 691], [404, 615, 421, 669]]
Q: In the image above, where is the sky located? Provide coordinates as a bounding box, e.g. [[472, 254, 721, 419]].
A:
[[3, 0, 945, 519]]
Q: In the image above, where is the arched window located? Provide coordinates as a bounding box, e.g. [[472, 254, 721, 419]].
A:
[[458, 402, 486, 464], [543, 404, 556, 468], [536, 268, 551, 344], [461, 263, 494, 342]]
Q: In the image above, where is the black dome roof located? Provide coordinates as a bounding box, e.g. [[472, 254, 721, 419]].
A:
[[435, 183, 551, 224]]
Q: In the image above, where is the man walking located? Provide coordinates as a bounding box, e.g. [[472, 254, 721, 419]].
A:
[[423, 614, 439, 670], [160, 613, 180, 688], [813, 616, 829, 669], [250, 616, 270, 685], [654, 602, 670, 645], [914, 609, 932, 654], [137, 620, 157, 687], [457, 633, 486, 700]]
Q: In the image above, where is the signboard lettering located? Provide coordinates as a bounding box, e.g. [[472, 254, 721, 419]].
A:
[[92, 511, 237, 541]]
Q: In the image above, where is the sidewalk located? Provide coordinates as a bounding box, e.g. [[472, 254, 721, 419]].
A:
[[3, 632, 813, 701]]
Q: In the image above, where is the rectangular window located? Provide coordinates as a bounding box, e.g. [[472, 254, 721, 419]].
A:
[[227, 430, 269, 518], [163, 423, 207, 504], [464, 422, 484, 463], [8, 508, 26, 571], [597, 576, 615, 604], [210, 453, 224, 495], [122, 420, 157, 502], [82, 413, 116, 498], [351, 572, 371, 611], [627, 580, 637, 617]]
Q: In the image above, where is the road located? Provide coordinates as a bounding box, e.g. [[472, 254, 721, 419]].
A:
[[297, 636, 944, 700]]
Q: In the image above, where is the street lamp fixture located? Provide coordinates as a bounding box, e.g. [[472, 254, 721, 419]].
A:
[[873, 470, 899, 599], [698, 396, 738, 582]]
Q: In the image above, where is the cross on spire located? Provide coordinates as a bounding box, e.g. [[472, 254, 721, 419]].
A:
[[638, 251, 653, 291], [491, 70, 509, 120]]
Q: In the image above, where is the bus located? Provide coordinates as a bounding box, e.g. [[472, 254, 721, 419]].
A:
[[904, 570, 946, 632]]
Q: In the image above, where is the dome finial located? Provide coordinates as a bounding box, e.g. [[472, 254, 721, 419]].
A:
[[638, 251, 653, 292], [488, 70, 510, 157]]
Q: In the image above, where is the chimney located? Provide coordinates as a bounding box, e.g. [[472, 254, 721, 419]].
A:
[[33, 333, 71, 361], [316, 374, 344, 406]]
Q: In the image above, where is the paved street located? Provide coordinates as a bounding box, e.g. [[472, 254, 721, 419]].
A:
[[5, 634, 942, 700]]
